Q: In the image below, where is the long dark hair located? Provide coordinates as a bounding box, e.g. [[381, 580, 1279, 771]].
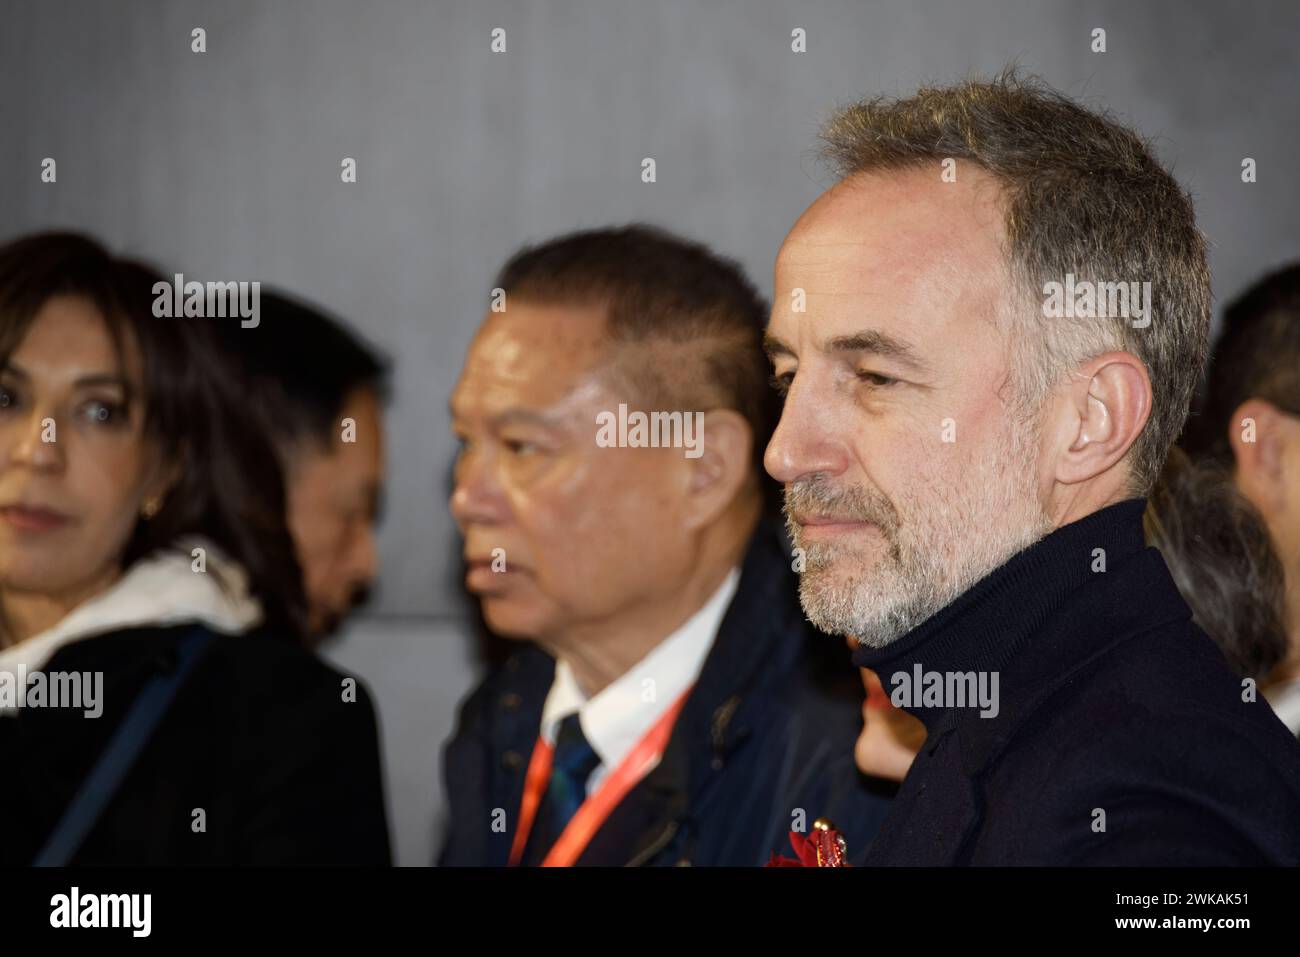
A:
[[0, 231, 307, 641], [1145, 445, 1287, 680]]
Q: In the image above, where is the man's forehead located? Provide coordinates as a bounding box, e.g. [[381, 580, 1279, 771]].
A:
[[475, 301, 611, 366], [452, 314, 612, 421], [770, 170, 1009, 340], [779, 167, 1007, 268], [487, 297, 606, 337]]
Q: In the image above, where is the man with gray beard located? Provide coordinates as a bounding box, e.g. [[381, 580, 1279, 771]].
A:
[[783, 418, 1049, 648], [763, 70, 1300, 864]]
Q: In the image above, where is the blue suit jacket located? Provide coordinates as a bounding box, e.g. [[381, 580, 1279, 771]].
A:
[[437, 522, 894, 866]]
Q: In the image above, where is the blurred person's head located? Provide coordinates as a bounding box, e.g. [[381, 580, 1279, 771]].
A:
[[449, 225, 774, 682], [1182, 264, 1300, 677], [212, 291, 389, 638], [1144, 446, 1288, 681], [764, 70, 1210, 649], [0, 232, 305, 644]]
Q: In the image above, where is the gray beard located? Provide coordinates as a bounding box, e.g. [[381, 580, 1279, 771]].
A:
[[785, 428, 1053, 648]]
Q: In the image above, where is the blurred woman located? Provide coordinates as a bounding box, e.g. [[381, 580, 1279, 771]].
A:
[[0, 232, 390, 864]]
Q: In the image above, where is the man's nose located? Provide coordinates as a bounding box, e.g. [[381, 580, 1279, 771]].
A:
[[763, 377, 848, 485], [448, 448, 506, 528]]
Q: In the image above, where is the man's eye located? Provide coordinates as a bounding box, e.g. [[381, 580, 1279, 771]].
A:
[[769, 372, 794, 397], [857, 371, 898, 388], [504, 438, 539, 456]]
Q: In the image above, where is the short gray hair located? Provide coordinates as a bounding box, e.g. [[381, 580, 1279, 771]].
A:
[[820, 69, 1210, 494]]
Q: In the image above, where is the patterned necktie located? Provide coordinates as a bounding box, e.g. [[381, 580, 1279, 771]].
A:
[[521, 712, 600, 865]]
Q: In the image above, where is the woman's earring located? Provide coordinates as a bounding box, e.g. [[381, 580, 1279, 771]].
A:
[[141, 497, 162, 520]]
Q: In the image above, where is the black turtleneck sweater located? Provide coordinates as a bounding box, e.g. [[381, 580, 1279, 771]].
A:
[[853, 498, 1300, 865]]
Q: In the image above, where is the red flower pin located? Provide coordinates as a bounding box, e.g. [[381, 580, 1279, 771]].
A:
[[765, 819, 850, 867]]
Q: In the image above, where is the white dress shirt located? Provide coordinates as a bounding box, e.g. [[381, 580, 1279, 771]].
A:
[[539, 567, 740, 796]]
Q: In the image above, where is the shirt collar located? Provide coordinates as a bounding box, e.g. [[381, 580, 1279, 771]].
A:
[[541, 567, 741, 786]]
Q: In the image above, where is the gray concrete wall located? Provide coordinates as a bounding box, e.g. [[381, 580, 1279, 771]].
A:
[[3, 0, 1296, 863]]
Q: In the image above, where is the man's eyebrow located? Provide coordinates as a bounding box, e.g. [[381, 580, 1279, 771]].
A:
[[762, 333, 796, 362], [448, 403, 565, 430], [491, 408, 564, 429], [825, 329, 929, 374]]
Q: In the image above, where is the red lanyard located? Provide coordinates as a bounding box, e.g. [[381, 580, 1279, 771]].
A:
[[508, 688, 691, 867]]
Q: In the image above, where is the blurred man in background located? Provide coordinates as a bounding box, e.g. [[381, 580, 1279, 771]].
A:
[[214, 291, 389, 640], [441, 225, 891, 866], [1183, 264, 1300, 735]]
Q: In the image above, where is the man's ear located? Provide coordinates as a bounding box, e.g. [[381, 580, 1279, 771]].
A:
[[1230, 398, 1287, 515], [682, 408, 753, 531], [1050, 350, 1152, 486]]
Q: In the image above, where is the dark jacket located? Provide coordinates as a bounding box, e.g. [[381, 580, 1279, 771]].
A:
[[2, 624, 391, 865], [854, 498, 1300, 865], [438, 522, 894, 866]]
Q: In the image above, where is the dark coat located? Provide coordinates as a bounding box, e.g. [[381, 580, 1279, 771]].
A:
[[438, 523, 894, 866], [854, 498, 1300, 865], [2, 624, 391, 865]]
